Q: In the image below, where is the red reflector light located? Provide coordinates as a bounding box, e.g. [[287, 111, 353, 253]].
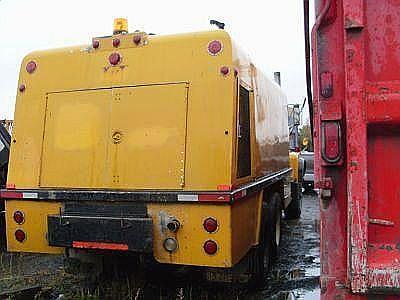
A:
[[109, 52, 121, 65], [133, 35, 141, 45], [15, 229, 26, 242], [72, 241, 128, 251], [112, 38, 120, 48], [92, 39, 100, 49], [220, 66, 230, 76], [198, 194, 230, 202], [204, 240, 218, 255], [322, 121, 341, 163], [203, 217, 218, 233], [6, 183, 16, 189], [13, 211, 25, 224], [207, 40, 222, 55], [26, 61, 37, 74]]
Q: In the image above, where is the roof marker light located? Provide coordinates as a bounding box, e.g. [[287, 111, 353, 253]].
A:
[[112, 38, 121, 48], [207, 40, 223, 55], [26, 61, 37, 74], [220, 66, 230, 76], [133, 35, 141, 45], [92, 40, 100, 49], [109, 52, 121, 65]]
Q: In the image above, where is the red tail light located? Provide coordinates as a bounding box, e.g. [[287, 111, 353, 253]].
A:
[[204, 240, 218, 255], [15, 229, 26, 242], [203, 217, 218, 233], [13, 211, 25, 224], [322, 121, 342, 163], [19, 84, 26, 92]]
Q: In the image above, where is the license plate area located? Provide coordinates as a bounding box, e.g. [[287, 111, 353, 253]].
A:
[[48, 215, 153, 253]]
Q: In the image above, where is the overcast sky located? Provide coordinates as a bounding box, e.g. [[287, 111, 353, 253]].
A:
[[0, 0, 314, 121]]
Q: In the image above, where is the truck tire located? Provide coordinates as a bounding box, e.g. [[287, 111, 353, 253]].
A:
[[249, 191, 282, 286], [285, 182, 302, 219]]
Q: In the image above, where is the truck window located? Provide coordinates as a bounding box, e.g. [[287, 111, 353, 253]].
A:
[[237, 84, 251, 178]]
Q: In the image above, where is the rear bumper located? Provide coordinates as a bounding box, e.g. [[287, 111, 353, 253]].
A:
[[47, 215, 153, 252]]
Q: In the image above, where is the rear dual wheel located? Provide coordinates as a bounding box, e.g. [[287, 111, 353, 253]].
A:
[[250, 191, 282, 286]]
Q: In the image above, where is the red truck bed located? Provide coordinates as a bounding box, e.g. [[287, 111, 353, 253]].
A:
[[313, 0, 400, 298]]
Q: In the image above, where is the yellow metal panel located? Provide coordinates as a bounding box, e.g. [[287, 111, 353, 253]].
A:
[[231, 193, 262, 264], [148, 203, 232, 268], [40, 90, 111, 188], [289, 152, 299, 182], [108, 84, 188, 189], [5, 200, 63, 254]]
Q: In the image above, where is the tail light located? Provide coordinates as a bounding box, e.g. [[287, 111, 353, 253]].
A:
[[15, 229, 26, 242], [203, 217, 218, 233], [203, 240, 218, 255], [133, 35, 141, 45], [13, 211, 25, 224], [322, 121, 342, 163]]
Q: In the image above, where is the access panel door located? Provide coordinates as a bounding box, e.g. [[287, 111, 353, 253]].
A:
[[41, 89, 112, 188], [108, 83, 188, 190]]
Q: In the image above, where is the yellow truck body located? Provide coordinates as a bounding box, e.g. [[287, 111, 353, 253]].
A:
[[2, 26, 295, 279]]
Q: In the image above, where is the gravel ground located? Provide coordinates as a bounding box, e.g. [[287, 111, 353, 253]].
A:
[[0, 193, 320, 299]]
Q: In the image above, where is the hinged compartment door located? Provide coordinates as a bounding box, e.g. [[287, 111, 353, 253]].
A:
[[109, 83, 188, 189], [41, 89, 112, 188]]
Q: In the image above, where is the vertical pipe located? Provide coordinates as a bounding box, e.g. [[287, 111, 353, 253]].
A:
[[304, 0, 313, 147]]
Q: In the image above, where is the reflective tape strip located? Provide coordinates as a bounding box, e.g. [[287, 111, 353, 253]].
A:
[[22, 192, 38, 199], [177, 194, 199, 202]]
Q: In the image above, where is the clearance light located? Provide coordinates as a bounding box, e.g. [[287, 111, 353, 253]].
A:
[[322, 121, 342, 163], [92, 40, 100, 49], [109, 52, 121, 65], [133, 35, 141, 45], [26, 61, 37, 74], [207, 40, 222, 55], [220, 66, 230, 76], [112, 38, 121, 48], [15, 229, 26, 243], [203, 217, 218, 233], [13, 211, 25, 224], [163, 237, 178, 252], [204, 240, 218, 255], [19, 84, 26, 93]]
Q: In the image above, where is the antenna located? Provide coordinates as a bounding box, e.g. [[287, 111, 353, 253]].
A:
[[210, 20, 225, 30]]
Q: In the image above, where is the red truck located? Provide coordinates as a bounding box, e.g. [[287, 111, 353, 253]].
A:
[[312, 0, 400, 298]]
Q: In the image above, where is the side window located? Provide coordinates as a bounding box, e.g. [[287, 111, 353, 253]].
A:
[[237, 84, 251, 178]]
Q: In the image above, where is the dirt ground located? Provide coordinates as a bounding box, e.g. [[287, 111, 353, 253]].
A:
[[0, 193, 320, 299]]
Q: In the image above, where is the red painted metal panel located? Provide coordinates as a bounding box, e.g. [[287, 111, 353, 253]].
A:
[[313, 0, 400, 298]]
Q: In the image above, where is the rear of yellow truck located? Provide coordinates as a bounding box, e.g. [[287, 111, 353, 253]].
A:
[[1, 20, 299, 284]]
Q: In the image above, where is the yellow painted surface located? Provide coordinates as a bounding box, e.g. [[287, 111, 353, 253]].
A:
[[231, 193, 262, 265], [148, 203, 232, 267], [148, 197, 262, 268], [289, 152, 299, 182], [5, 29, 289, 266], [41, 90, 111, 188], [5, 200, 63, 254]]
